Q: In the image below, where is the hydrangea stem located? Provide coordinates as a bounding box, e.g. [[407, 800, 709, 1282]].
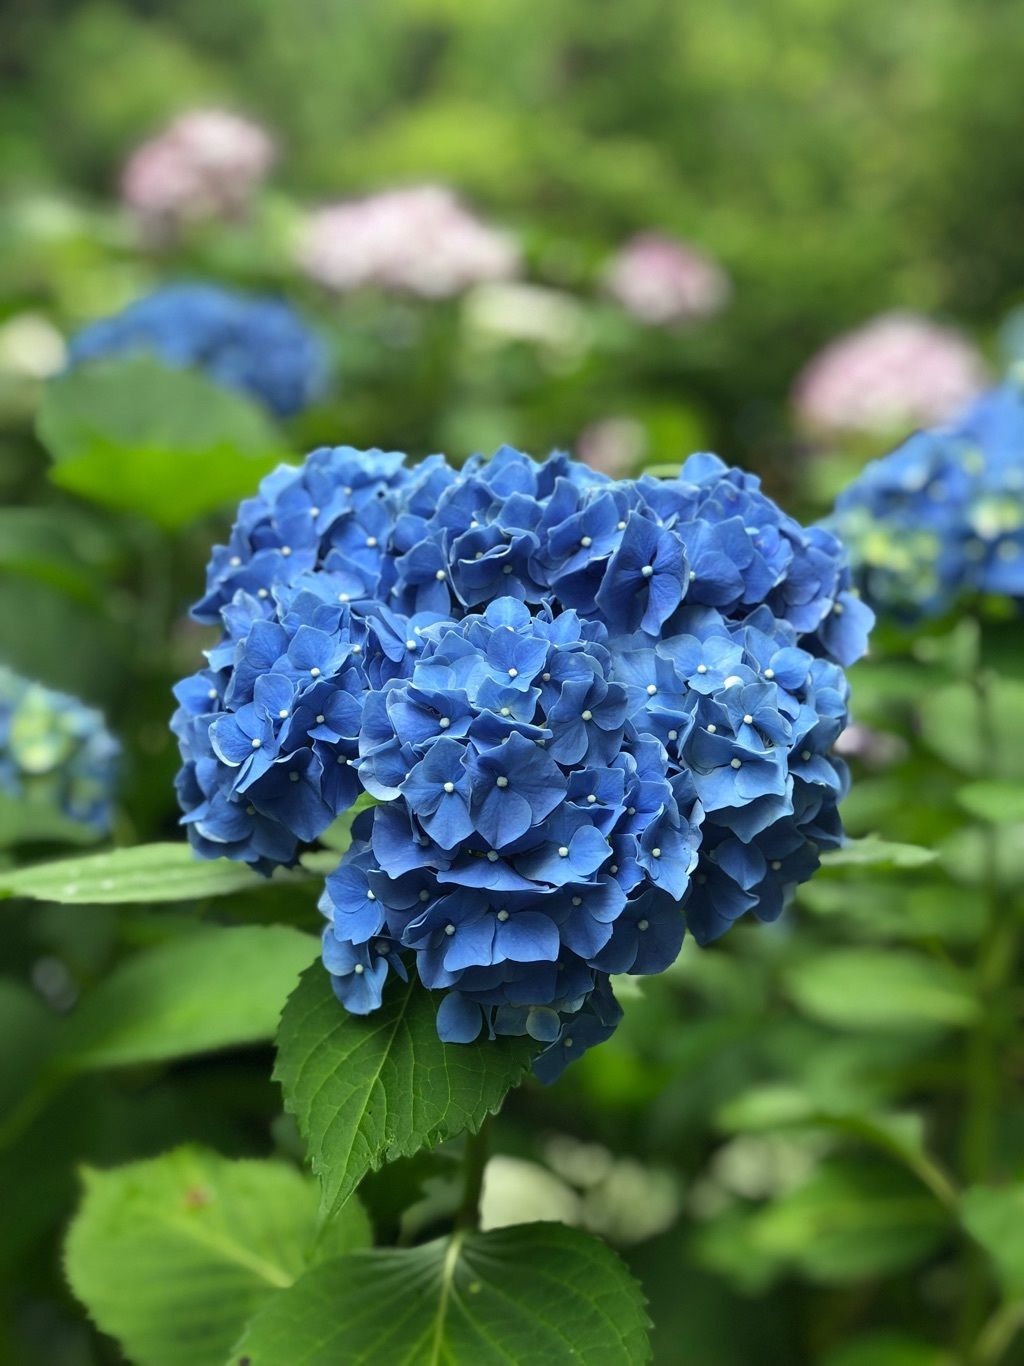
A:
[[456, 1114, 492, 1231]]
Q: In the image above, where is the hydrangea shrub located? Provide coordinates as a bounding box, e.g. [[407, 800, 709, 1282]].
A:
[[0, 666, 119, 839], [826, 379, 1024, 620], [67, 284, 326, 418], [174, 445, 872, 1079]]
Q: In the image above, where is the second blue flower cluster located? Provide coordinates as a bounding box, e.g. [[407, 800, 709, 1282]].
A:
[[827, 379, 1024, 621], [68, 283, 326, 418]]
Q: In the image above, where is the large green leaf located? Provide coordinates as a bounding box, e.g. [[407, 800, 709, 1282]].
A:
[[784, 949, 978, 1033], [37, 357, 290, 528], [0, 841, 308, 903], [60, 926, 319, 1071], [961, 1184, 1024, 1297], [234, 1222, 651, 1365], [276, 967, 535, 1218], [64, 1147, 370, 1366]]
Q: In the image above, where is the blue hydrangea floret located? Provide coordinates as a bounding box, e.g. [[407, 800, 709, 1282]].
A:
[[67, 283, 327, 418], [174, 444, 871, 1079]]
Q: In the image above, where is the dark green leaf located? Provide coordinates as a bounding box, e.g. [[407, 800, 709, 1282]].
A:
[[64, 1146, 370, 1366], [234, 1222, 651, 1365], [275, 967, 535, 1219], [37, 357, 289, 528]]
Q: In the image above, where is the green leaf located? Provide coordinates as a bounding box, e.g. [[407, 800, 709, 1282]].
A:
[[275, 967, 535, 1219], [0, 505, 119, 607], [819, 837, 937, 870], [750, 1158, 947, 1284], [64, 1146, 370, 1366], [234, 1222, 651, 1365], [0, 789, 108, 850], [961, 1184, 1024, 1296], [940, 823, 1024, 888], [60, 927, 318, 1071], [957, 781, 1024, 825], [784, 949, 978, 1033], [918, 677, 1024, 779], [37, 357, 289, 528], [0, 841, 308, 903], [0, 979, 58, 1113]]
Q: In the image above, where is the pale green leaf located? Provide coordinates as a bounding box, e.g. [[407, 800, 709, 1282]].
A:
[[275, 967, 535, 1219], [0, 842, 308, 903], [60, 926, 318, 1071], [37, 357, 289, 528], [819, 837, 937, 871], [234, 1222, 651, 1365], [957, 781, 1024, 825], [784, 949, 978, 1033], [917, 678, 1024, 779], [961, 1184, 1024, 1297], [64, 1147, 370, 1366]]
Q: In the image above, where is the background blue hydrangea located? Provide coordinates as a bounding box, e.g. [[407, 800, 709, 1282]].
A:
[[826, 377, 1024, 622], [67, 283, 327, 418], [0, 666, 120, 838], [174, 444, 872, 1078]]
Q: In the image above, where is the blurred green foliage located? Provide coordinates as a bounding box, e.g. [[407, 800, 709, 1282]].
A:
[[3, 2, 1024, 1364]]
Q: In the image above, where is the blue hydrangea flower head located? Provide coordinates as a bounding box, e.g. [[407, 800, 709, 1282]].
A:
[[826, 377, 1024, 621], [175, 443, 871, 1079], [67, 283, 327, 417], [0, 666, 119, 840]]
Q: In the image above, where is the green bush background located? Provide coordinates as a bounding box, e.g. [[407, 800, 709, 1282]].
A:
[[3, 3, 1024, 1364]]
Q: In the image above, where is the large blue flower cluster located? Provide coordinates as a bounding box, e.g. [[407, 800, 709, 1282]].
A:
[[827, 379, 1024, 621], [0, 666, 119, 839], [67, 283, 326, 418], [174, 444, 871, 1078]]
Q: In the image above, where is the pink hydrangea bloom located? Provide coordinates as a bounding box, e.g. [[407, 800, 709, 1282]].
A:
[[793, 312, 989, 436], [603, 233, 731, 326], [296, 186, 520, 298], [121, 110, 275, 234]]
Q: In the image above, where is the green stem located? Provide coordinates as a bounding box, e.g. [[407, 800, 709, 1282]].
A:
[[455, 1114, 492, 1232]]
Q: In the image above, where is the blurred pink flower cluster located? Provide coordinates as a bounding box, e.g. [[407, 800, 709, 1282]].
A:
[[792, 311, 988, 437], [603, 233, 731, 326], [121, 110, 275, 236], [297, 186, 520, 298]]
